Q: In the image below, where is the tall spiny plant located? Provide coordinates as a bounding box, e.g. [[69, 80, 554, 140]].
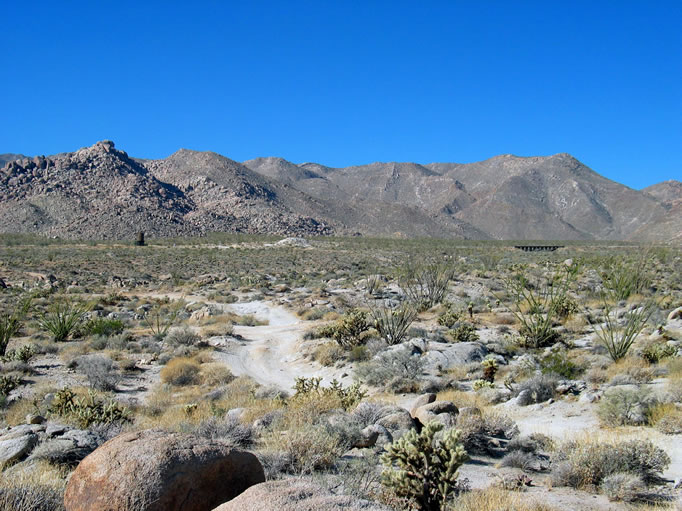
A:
[[381, 421, 468, 510]]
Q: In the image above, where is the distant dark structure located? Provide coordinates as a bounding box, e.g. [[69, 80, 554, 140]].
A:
[[135, 232, 145, 246], [514, 245, 564, 252]]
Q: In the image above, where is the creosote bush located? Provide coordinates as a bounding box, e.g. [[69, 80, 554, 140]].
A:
[[381, 421, 468, 511]]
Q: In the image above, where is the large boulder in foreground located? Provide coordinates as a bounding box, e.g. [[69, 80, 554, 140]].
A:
[[213, 480, 388, 511], [64, 429, 264, 511]]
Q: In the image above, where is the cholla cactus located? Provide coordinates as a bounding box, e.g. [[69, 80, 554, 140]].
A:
[[481, 358, 498, 383], [380, 421, 468, 510]]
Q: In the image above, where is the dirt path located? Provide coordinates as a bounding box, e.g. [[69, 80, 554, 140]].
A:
[[214, 301, 353, 392], [138, 292, 351, 392]]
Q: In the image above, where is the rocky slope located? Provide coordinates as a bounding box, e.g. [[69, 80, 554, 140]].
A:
[[0, 141, 679, 241], [0, 142, 330, 239], [246, 154, 681, 242]]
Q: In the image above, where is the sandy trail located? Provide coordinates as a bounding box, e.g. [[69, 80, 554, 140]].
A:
[[215, 301, 353, 392], [139, 292, 351, 392]]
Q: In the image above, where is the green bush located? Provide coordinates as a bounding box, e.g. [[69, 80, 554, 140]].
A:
[[539, 348, 582, 379], [381, 421, 468, 510], [641, 342, 677, 364], [355, 346, 423, 390], [84, 317, 124, 337]]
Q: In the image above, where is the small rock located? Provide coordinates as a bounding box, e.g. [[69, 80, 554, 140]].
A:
[[409, 393, 437, 417], [0, 433, 39, 465], [668, 307, 682, 321], [26, 414, 46, 425]]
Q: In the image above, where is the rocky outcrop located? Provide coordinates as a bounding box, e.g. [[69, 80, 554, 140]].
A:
[[63, 429, 264, 511], [213, 479, 388, 511]]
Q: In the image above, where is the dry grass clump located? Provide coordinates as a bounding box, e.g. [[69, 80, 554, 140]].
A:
[[261, 424, 342, 474], [313, 340, 345, 366], [0, 460, 67, 511], [605, 357, 655, 384], [450, 486, 557, 511], [647, 403, 682, 434], [160, 357, 201, 386], [199, 363, 235, 386]]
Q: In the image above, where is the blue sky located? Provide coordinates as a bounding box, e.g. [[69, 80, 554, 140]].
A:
[[1, 1, 680, 189]]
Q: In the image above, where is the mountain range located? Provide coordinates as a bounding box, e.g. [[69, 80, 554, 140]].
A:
[[0, 141, 679, 242]]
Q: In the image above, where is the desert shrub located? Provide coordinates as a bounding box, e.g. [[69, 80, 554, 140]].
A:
[[49, 388, 131, 428], [355, 346, 424, 390], [592, 301, 654, 361], [142, 302, 179, 340], [539, 348, 582, 379], [502, 267, 575, 348], [351, 401, 389, 427], [455, 412, 518, 455], [515, 374, 556, 404], [597, 387, 655, 426], [552, 438, 670, 488], [39, 299, 90, 342], [641, 342, 677, 364], [552, 294, 579, 319], [200, 363, 235, 386], [233, 314, 267, 326], [600, 472, 645, 502], [165, 327, 200, 346], [452, 486, 556, 511], [437, 306, 461, 328], [160, 357, 202, 386], [0, 374, 21, 396], [601, 256, 651, 301], [84, 317, 124, 337], [75, 354, 121, 391], [348, 345, 370, 361], [381, 421, 467, 510], [449, 323, 479, 342], [327, 309, 371, 349], [498, 450, 537, 471], [1, 344, 35, 363], [263, 424, 343, 474], [292, 377, 366, 411], [0, 295, 32, 356], [0, 484, 65, 511], [313, 341, 345, 366], [193, 415, 253, 447], [650, 404, 682, 435], [400, 262, 454, 311], [369, 302, 417, 345]]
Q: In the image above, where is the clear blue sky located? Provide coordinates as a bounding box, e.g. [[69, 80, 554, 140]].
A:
[[1, 1, 680, 189]]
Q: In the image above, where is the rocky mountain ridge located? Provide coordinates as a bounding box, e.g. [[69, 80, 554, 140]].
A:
[[0, 141, 679, 241]]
